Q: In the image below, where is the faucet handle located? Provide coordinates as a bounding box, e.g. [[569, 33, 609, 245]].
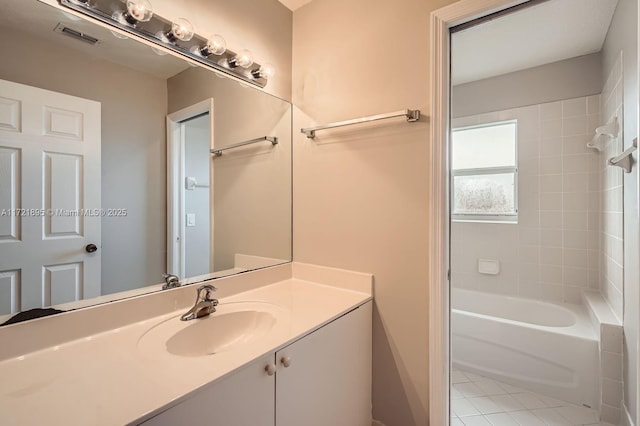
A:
[[162, 273, 180, 290], [197, 284, 217, 301]]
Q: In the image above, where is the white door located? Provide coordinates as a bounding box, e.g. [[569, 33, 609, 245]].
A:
[[0, 78, 101, 315]]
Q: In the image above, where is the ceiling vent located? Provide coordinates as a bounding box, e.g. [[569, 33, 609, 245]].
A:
[[53, 23, 100, 45]]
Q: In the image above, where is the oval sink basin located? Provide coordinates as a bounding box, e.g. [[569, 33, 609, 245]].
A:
[[138, 302, 282, 358]]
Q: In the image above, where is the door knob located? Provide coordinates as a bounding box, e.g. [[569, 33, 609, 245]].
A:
[[265, 364, 276, 376], [280, 356, 291, 368], [85, 244, 98, 253]]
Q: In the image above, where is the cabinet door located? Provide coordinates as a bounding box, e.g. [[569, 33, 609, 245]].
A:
[[275, 301, 372, 426], [139, 354, 275, 426]]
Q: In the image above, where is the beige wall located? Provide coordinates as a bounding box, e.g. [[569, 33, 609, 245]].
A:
[[168, 66, 292, 271], [0, 27, 168, 295], [292, 0, 455, 424], [452, 53, 602, 118], [152, 0, 292, 101]]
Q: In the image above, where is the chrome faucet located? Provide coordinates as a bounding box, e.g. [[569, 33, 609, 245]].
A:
[[162, 273, 180, 290], [181, 284, 219, 321]]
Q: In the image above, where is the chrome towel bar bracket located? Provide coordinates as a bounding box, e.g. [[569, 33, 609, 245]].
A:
[[301, 109, 421, 139], [211, 136, 278, 156], [608, 138, 638, 173]]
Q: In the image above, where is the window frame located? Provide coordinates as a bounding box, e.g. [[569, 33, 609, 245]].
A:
[[451, 120, 518, 223]]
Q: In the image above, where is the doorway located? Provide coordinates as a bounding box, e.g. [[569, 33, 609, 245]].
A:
[[167, 99, 214, 279], [429, 0, 638, 425]]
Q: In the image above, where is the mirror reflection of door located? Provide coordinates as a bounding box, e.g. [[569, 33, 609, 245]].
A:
[[182, 113, 212, 278], [0, 78, 101, 315]]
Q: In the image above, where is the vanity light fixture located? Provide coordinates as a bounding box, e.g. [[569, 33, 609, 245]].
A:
[[194, 34, 227, 57], [228, 49, 254, 68], [159, 18, 194, 43], [251, 63, 276, 79], [59, 0, 273, 87], [113, 0, 154, 26]]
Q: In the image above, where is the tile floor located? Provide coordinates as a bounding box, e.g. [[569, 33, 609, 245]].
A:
[[451, 368, 614, 426]]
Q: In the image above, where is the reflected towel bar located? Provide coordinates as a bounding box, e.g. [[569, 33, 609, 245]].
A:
[[300, 109, 421, 139], [211, 136, 278, 156], [609, 138, 638, 173]]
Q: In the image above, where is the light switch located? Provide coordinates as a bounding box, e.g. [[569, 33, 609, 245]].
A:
[[185, 177, 197, 190], [186, 213, 196, 227]]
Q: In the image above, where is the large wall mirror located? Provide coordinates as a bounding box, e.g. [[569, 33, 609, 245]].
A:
[[0, 0, 292, 321]]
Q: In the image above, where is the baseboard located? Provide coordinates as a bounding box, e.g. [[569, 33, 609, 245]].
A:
[[622, 401, 634, 426]]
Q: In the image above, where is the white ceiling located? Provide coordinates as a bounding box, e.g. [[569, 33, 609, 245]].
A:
[[277, 0, 313, 12], [451, 0, 618, 85]]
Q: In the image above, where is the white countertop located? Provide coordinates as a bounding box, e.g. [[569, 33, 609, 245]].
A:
[[0, 264, 372, 426]]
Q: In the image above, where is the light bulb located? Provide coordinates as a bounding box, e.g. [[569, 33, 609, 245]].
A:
[[125, 0, 153, 24], [251, 63, 276, 79], [200, 34, 226, 57], [229, 49, 253, 69], [167, 18, 194, 42]]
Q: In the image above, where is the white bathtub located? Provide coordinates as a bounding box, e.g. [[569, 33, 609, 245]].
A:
[[451, 288, 599, 408]]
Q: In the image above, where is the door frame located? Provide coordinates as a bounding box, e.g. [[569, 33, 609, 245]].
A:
[[428, 1, 531, 424], [166, 98, 214, 277]]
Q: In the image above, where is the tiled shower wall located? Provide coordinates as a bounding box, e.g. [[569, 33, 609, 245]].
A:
[[451, 95, 601, 303], [599, 53, 624, 321]]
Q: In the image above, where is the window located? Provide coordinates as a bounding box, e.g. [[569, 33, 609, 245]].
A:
[[451, 121, 517, 222]]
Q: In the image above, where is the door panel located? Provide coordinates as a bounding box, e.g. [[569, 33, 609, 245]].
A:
[[0, 78, 101, 315], [0, 270, 20, 314], [0, 147, 20, 241], [43, 263, 83, 306], [0, 96, 20, 132], [44, 152, 83, 237], [43, 106, 84, 140]]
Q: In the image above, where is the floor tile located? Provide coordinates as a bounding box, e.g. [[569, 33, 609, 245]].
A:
[[511, 392, 548, 410], [555, 405, 599, 424], [450, 369, 602, 426], [498, 382, 527, 394], [451, 417, 465, 426], [460, 415, 492, 425], [451, 387, 464, 400], [509, 410, 546, 425], [489, 394, 525, 412], [484, 413, 519, 426], [464, 372, 486, 382], [537, 395, 569, 408], [474, 379, 508, 396], [453, 370, 472, 384], [455, 382, 488, 398], [531, 408, 572, 425], [453, 398, 481, 417], [468, 396, 504, 415]]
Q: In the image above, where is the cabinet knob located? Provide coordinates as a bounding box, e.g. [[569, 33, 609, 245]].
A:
[[280, 356, 291, 368], [265, 364, 276, 376]]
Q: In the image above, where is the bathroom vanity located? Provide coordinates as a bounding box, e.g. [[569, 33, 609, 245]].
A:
[[0, 263, 373, 426]]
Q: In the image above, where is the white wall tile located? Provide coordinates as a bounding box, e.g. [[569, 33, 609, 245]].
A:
[[540, 138, 563, 157], [540, 119, 562, 139], [539, 155, 562, 175], [452, 95, 602, 305], [540, 101, 562, 120], [562, 116, 588, 136], [562, 97, 587, 118]]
